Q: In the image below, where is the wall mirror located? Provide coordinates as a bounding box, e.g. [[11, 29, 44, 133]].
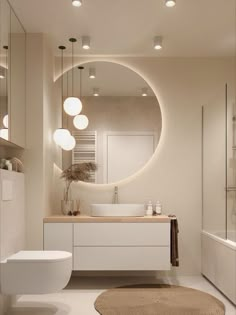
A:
[[61, 61, 162, 184], [0, 0, 10, 142], [0, 0, 26, 148]]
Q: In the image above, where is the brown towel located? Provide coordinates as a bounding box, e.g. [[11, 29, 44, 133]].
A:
[[168, 215, 179, 267]]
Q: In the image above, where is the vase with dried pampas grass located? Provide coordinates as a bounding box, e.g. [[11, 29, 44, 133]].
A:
[[61, 162, 97, 215]]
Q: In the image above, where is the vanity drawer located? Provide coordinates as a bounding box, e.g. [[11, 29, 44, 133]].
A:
[[73, 223, 170, 246], [73, 246, 170, 270]]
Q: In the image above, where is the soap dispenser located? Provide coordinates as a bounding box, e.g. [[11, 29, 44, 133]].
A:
[[155, 201, 162, 215], [146, 201, 153, 216]]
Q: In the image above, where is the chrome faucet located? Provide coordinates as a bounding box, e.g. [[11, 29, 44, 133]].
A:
[[112, 186, 119, 204]]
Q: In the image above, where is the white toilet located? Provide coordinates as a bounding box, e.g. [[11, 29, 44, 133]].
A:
[[0, 251, 72, 295]]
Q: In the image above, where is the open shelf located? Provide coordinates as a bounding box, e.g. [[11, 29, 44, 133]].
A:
[[0, 137, 24, 150]]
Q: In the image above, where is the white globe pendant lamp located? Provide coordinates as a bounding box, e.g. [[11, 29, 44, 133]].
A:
[[3, 114, 8, 128], [165, 0, 176, 7], [63, 38, 82, 116], [72, 0, 82, 7], [60, 135, 76, 151], [63, 97, 82, 116], [73, 114, 89, 130], [53, 46, 71, 148], [53, 128, 71, 146]]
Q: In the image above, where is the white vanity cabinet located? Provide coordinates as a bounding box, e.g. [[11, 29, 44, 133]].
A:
[[43, 217, 171, 271]]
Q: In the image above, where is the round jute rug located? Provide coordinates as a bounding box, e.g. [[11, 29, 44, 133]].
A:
[[94, 284, 225, 315]]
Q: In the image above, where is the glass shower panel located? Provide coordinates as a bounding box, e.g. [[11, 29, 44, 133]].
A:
[[202, 100, 226, 239], [227, 99, 236, 242]]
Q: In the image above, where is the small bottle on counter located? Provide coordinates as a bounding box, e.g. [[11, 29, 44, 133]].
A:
[[155, 201, 162, 215], [146, 200, 153, 216], [5, 160, 12, 171]]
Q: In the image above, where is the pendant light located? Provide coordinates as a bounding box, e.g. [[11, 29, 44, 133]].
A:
[[3, 114, 8, 128], [165, 0, 176, 7], [60, 62, 76, 151], [73, 66, 89, 130], [0, 46, 8, 140], [72, 0, 82, 7], [61, 134, 76, 151], [63, 38, 82, 116], [53, 46, 71, 147]]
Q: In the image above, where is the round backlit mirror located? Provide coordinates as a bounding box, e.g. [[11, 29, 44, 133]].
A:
[[60, 61, 162, 184]]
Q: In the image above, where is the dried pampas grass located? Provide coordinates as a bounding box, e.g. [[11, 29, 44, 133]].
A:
[[61, 162, 97, 201]]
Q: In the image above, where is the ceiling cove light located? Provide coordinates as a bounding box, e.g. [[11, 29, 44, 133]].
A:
[[89, 67, 96, 79], [82, 36, 91, 50], [72, 0, 82, 7], [93, 88, 99, 96], [64, 38, 82, 116], [153, 36, 163, 50], [165, 0, 176, 7], [142, 88, 148, 97]]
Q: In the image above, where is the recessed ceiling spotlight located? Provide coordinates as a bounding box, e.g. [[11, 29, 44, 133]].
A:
[[89, 67, 96, 79], [72, 0, 82, 7], [93, 88, 99, 96], [142, 88, 148, 97], [165, 0, 176, 7], [82, 36, 91, 50], [153, 36, 163, 50]]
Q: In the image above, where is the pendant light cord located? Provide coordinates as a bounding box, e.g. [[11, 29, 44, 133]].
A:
[[80, 68, 82, 99], [5, 47, 8, 109], [3, 46, 8, 129], [69, 38, 77, 97], [78, 66, 84, 106], [61, 48, 64, 128], [67, 72, 69, 128], [67, 71, 69, 98], [72, 40, 74, 96], [59, 45, 66, 128]]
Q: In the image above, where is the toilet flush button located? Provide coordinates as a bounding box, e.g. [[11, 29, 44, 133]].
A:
[[2, 180, 13, 201]]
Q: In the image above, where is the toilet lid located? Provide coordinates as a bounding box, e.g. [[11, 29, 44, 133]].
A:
[[7, 251, 72, 263]]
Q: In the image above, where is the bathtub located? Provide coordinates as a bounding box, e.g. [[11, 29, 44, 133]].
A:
[[202, 230, 236, 304]]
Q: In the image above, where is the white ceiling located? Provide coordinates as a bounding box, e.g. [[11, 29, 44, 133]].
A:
[[62, 61, 155, 97], [9, 0, 236, 57]]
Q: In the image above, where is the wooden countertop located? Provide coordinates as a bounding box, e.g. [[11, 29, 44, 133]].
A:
[[43, 215, 171, 223]]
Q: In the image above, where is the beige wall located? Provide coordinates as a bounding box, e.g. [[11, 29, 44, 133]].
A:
[[24, 34, 61, 250], [53, 57, 235, 276]]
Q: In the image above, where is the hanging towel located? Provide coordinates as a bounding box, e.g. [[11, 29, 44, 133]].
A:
[[168, 215, 179, 267]]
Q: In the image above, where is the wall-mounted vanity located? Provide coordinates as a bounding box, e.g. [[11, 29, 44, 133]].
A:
[[0, 0, 26, 148], [44, 215, 171, 271]]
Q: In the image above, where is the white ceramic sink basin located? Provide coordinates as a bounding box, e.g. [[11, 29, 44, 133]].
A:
[[91, 204, 145, 217]]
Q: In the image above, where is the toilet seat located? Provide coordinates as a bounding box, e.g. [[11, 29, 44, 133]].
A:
[[0, 250, 72, 295], [6, 251, 71, 263]]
